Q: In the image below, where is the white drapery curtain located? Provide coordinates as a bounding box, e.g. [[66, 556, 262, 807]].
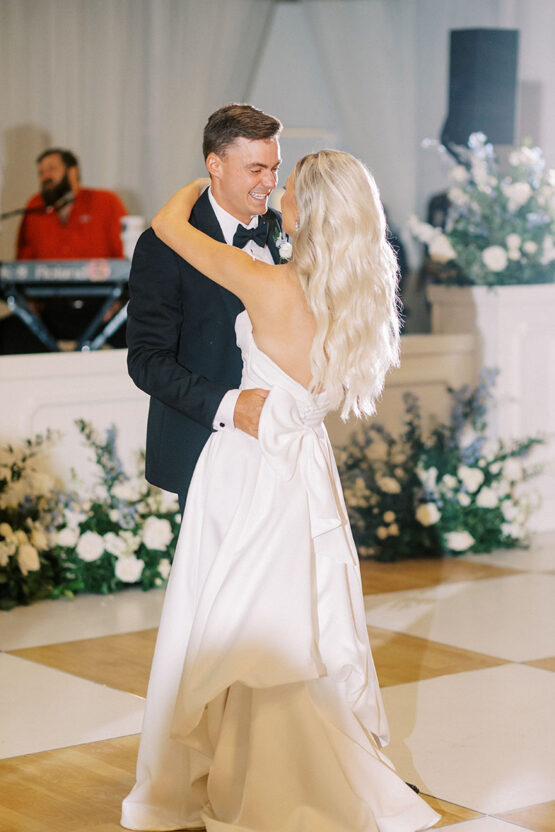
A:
[[303, 0, 555, 240], [1, 0, 553, 263], [0, 0, 274, 259]]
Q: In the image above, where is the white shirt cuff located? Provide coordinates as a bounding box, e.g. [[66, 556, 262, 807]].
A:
[[213, 389, 240, 431]]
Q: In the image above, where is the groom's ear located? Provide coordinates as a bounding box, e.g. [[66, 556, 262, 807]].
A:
[[206, 152, 222, 180]]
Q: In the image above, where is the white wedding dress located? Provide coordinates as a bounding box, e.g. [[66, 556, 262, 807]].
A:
[[121, 311, 440, 832]]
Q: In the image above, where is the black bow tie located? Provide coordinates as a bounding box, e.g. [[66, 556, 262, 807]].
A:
[[232, 219, 269, 249]]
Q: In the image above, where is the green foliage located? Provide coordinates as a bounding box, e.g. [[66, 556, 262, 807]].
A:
[[0, 422, 180, 608], [409, 134, 555, 286], [337, 370, 544, 562]]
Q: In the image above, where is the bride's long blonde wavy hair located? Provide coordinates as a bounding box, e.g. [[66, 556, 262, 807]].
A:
[[292, 150, 400, 420]]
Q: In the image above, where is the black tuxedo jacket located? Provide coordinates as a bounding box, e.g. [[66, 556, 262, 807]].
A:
[[126, 189, 282, 499]]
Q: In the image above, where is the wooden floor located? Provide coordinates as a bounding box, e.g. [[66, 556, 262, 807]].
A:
[[1, 552, 554, 832]]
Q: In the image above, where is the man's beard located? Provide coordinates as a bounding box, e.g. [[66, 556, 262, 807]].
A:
[[42, 173, 72, 207]]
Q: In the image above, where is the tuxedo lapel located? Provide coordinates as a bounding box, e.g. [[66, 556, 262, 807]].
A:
[[265, 211, 283, 264]]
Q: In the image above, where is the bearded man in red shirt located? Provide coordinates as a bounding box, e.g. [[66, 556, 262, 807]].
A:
[[2, 148, 128, 351], [17, 148, 127, 259]]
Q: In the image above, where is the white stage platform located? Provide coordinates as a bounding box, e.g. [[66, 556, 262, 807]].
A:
[[0, 334, 475, 485]]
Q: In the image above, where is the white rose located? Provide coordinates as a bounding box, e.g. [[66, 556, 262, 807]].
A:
[[108, 509, 121, 523], [27, 471, 55, 495], [458, 465, 485, 493], [415, 502, 441, 526], [472, 161, 489, 187], [501, 522, 521, 539], [376, 476, 401, 495], [279, 241, 293, 260], [429, 234, 457, 264], [121, 530, 141, 552], [475, 486, 498, 509], [158, 558, 172, 580], [387, 523, 400, 536], [17, 543, 41, 575], [489, 462, 502, 475], [508, 249, 522, 261], [93, 484, 109, 503], [383, 511, 396, 524], [30, 526, 49, 551], [450, 165, 469, 183], [493, 479, 510, 498], [503, 458, 523, 482], [522, 240, 538, 255], [460, 425, 479, 449], [441, 474, 458, 490], [505, 233, 521, 249], [501, 501, 519, 521], [76, 530, 105, 562], [55, 526, 79, 548], [15, 529, 29, 544], [142, 516, 173, 550], [444, 530, 475, 552], [152, 488, 179, 513], [112, 481, 137, 502], [448, 187, 469, 206], [503, 181, 532, 211], [376, 526, 389, 540], [417, 466, 438, 492], [0, 521, 15, 541], [115, 554, 144, 584], [482, 245, 508, 272], [408, 215, 437, 245], [103, 532, 128, 557], [0, 540, 16, 566], [458, 492, 471, 507]]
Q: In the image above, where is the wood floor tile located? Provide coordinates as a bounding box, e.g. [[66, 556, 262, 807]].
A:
[[0, 733, 481, 832], [523, 656, 555, 672], [496, 800, 555, 832], [9, 629, 157, 697], [369, 626, 508, 687], [420, 793, 482, 826], [359, 557, 522, 595], [0, 735, 139, 831]]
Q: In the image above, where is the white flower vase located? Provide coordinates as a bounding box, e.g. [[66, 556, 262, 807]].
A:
[[427, 283, 555, 532]]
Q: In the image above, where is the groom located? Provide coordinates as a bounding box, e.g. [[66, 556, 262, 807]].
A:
[[126, 104, 283, 511]]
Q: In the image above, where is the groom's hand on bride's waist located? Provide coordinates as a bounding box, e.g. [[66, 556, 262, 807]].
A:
[[234, 389, 270, 438]]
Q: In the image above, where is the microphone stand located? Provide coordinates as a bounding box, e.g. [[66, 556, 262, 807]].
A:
[[0, 195, 75, 221]]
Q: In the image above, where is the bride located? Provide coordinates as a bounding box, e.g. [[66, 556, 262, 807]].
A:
[[121, 150, 440, 832]]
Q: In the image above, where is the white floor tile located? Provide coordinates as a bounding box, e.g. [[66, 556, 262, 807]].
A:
[[440, 820, 533, 832], [0, 587, 165, 650], [382, 664, 555, 815], [0, 653, 144, 759], [365, 573, 555, 661], [460, 531, 555, 572]]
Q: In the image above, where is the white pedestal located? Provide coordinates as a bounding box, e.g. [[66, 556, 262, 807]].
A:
[[428, 284, 555, 531]]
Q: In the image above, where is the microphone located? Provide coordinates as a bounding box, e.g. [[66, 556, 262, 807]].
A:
[[0, 193, 75, 221]]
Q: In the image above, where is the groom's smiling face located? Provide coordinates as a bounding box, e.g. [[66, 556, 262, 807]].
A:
[[207, 136, 281, 225]]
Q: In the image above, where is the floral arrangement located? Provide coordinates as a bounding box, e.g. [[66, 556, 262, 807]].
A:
[[337, 370, 543, 561], [0, 421, 180, 610], [0, 432, 61, 607], [409, 133, 555, 286]]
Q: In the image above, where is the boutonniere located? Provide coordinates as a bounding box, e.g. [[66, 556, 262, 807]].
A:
[[273, 227, 293, 262]]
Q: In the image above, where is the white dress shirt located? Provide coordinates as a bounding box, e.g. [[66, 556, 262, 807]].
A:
[[208, 188, 274, 431]]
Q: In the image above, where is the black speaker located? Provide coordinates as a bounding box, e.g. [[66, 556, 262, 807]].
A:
[[442, 28, 519, 146]]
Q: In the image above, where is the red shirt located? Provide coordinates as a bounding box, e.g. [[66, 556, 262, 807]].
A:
[[16, 188, 127, 260]]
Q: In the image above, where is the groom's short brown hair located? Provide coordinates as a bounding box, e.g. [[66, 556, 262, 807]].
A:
[[203, 104, 282, 159]]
